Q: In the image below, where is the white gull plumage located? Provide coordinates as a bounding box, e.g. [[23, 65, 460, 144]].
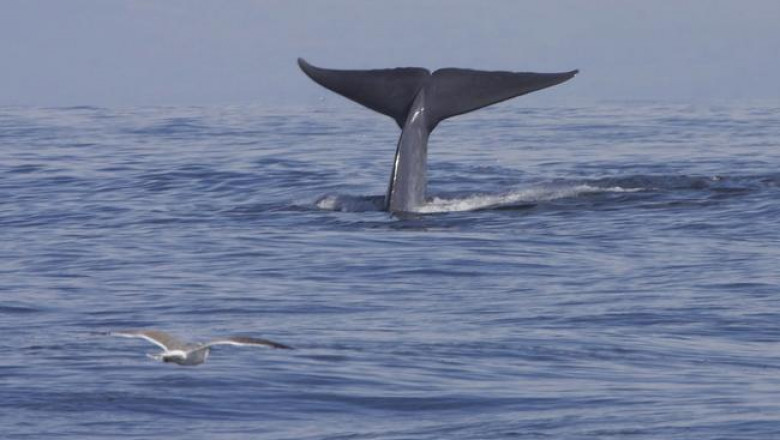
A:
[[110, 330, 292, 366]]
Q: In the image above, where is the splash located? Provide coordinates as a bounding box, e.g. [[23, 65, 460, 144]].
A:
[[414, 185, 643, 213], [315, 184, 643, 214], [315, 194, 384, 212]]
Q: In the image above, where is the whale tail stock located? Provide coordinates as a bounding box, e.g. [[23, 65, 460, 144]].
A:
[[298, 58, 578, 212], [297, 58, 578, 130]]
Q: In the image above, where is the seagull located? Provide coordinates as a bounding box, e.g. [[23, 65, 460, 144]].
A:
[[109, 330, 292, 366]]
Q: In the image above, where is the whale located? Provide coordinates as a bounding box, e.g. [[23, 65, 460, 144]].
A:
[[298, 58, 578, 213]]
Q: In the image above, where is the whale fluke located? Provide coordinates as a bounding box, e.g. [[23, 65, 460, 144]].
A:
[[425, 68, 578, 129], [298, 58, 578, 212], [298, 58, 429, 128]]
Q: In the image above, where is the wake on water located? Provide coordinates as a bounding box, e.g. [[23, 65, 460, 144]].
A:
[[313, 174, 778, 214], [417, 184, 641, 213], [315, 181, 644, 214]]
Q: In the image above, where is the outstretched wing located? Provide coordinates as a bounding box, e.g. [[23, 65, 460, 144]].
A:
[[203, 336, 293, 350], [110, 330, 186, 351]]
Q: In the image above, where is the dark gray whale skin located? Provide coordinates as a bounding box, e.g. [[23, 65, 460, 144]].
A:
[[298, 58, 578, 213]]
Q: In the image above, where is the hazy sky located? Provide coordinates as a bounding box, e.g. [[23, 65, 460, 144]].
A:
[[2, 0, 779, 107]]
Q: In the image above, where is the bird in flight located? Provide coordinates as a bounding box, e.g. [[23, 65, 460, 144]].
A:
[[109, 329, 292, 366]]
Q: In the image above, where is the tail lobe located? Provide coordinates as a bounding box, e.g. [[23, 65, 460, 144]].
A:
[[299, 59, 577, 130], [425, 68, 579, 129], [298, 58, 429, 128]]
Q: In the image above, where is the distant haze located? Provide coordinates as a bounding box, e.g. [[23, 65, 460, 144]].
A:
[[2, 0, 779, 107]]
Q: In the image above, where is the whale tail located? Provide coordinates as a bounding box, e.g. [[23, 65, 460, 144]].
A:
[[298, 58, 578, 213], [297, 58, 577, 130]]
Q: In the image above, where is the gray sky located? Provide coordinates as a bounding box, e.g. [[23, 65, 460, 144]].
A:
[[2, 0, 779, 107]]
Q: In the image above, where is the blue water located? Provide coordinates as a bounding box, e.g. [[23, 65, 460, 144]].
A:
[[2, 103, 779, 439]]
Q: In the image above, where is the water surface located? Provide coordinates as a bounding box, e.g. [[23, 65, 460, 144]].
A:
[[1, 103, 779, 439]]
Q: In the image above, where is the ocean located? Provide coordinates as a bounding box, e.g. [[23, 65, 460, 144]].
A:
[[1, 102, 779, 439]]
